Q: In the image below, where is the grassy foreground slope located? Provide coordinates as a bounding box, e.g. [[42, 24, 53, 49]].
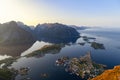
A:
[[92, 65, 120, 80]]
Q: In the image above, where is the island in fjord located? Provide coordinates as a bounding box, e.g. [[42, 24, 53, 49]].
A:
[[56, 52, 106, 80]]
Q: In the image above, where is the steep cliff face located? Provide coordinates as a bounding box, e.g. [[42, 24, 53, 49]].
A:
[[35, 23, 80, 39], [0, 21, 34, 45], [34, 23, 80, 43], [92, 65, 120, 80], [0, 21, 80, 45]]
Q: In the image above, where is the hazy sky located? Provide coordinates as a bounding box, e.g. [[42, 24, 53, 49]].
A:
[[0, 0, 120, 27]]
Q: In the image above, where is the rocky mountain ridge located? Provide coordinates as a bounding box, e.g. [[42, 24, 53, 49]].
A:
[[0, 21, 81, 45]]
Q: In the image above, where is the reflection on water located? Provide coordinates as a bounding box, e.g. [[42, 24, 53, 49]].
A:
[[37, 36, 79, 44], [25, 44, 65, 58], [11, 33, 107, 80], [21, 41, 51, 56], [21, 35, 80, 56], [0, 44, 33, 57], [0, 28, 120, 80], [0, 55, 11, 60], [0, 35, 80, 59]]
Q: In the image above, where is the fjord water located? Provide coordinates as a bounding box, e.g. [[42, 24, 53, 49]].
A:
[[2, 28, 120, 80]]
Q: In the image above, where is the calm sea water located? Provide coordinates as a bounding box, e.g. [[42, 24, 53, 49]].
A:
[[1, 28, 120, 80]]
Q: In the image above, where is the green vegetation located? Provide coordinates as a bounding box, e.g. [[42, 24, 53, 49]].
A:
[[91, 42, 105, 49], [92, 66, 120, 80], [0, 37, 3, 42], [0, 68, 14, 80], [0, 53, 19, 80], [92, 62, 106, 69], [0, 44, 64, 80], [0, 57, 18, 68], [26, 44, 64, 57], [82, 36, 96, 42]]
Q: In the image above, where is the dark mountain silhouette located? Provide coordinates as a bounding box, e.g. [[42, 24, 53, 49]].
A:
[[0, 21, 80, 45], [0, 21, 35, 45], [17, 21, 34, 34], [35, 23, 80, 43]]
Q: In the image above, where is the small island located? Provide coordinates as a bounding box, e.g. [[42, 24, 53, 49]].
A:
[[82, 36, 96, 42], [56, 52, 106, 80], [26, 44, 64, 57], [91, 42, 105, 50]]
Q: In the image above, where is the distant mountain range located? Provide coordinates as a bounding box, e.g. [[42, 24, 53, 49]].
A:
[[35, 23, 80, 42], [0, 21, 88, 45], [70, 25, 90, 30]]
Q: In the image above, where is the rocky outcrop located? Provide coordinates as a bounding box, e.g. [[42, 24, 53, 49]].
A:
[[92, 65, 120, 80], [56, 52, 106, 80]]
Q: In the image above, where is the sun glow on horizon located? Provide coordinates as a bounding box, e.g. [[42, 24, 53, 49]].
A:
[[0, 0, 39, 26], [0, 0, 120, 27]]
